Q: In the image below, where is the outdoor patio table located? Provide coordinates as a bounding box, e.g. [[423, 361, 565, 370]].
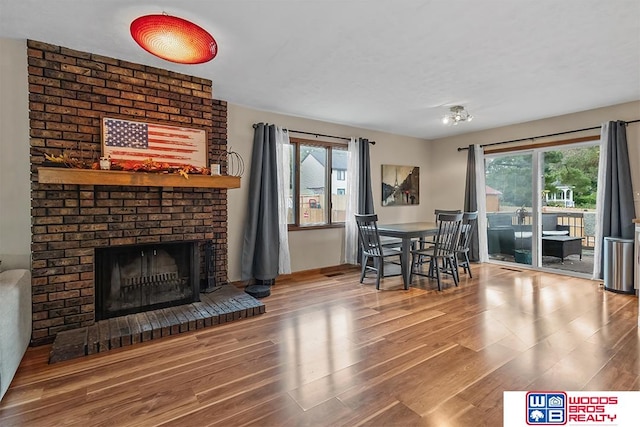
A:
[[541, 235, 582, 262]]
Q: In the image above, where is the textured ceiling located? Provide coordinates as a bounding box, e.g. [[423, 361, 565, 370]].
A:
[[1, 0, 639, 139]]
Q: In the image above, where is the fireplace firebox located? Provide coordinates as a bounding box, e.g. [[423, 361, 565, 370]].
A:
[[95, 242, 200, 320]]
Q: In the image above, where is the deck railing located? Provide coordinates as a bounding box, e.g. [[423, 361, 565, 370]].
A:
[[488, 209, 596, 248]]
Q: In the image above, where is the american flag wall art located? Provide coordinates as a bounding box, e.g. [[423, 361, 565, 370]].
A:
[[101, 117, 207, 167]]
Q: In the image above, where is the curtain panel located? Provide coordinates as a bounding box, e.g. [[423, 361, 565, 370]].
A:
[[463, 144, 488, 262], [344, 138, 375, 264], [593, 121, 635, 279], [241, 123, 291, 283], [358, 138, 375, 215], [344, 138, 359, 264], [276, 127, 292, 274]]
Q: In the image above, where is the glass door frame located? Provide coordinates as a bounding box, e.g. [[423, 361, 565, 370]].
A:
[[484, 149, 538, 267], [484, 140, 600, 277]]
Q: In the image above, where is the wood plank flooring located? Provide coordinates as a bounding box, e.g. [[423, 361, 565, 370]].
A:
[[1, 263, 638, 426]]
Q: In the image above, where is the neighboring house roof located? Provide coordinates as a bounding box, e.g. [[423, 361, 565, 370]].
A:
[[304, 150, 347, 170], [485, 185, 503, 195], [551, 180, 575, 190], [300, 150, 349, 194], [332, 150, 347, 170], [300, 154, 325, 195]]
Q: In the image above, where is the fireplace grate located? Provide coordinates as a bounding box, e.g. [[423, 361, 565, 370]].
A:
[[95, 241, 199, 320]]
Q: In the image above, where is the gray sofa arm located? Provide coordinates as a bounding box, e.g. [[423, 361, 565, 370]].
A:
[[0, 269, 32, 401]]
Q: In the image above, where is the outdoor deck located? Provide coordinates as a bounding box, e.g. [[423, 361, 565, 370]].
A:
[[487, 209, 596, 275]]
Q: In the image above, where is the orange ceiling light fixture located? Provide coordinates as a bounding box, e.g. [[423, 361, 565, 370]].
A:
[[130, 14, 218, 64]]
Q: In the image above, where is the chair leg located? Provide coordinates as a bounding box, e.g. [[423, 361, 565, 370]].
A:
[[464, 252, 472, 278], [453, 256, 460, 283], [458, 255, 467, 275], [360, 254, 368, 283], [409, 253, 416, 285], [440, 257, 455, 283], [375, 257, 381, 290], [434, 258, 442, 291], [453, 255, 460, 280], [450, 257, 459, 286]]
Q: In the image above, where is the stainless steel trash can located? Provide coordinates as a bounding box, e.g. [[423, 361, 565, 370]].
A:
[[603, 237, 635, 294]]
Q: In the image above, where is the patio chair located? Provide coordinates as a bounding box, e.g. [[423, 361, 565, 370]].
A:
[[542, 213, 570, 236], [487, 212, 516, 255], [410, 212, 463, 291], [355, 214, 403, 290]]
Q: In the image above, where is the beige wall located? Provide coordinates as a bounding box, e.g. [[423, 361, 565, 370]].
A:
[[429, 101, 640, 216], [0, 39, 30, 270], [227, 103, 431, 281], [2, 37, 638, 280]]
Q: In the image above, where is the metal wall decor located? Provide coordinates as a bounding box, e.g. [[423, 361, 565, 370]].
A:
[[217, 147, 245, 177]]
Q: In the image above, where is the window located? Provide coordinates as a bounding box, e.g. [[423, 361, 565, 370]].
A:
[[288, 138, 349, 229]]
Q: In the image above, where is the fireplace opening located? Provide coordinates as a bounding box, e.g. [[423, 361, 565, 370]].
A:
[[95, 241, 200, 320]]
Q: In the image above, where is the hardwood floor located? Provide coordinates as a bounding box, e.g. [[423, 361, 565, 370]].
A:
[[1, 264, 638, 426]]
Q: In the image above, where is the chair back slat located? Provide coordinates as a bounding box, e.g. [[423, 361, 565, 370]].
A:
[[433, 212, 463, 257], [434, 209, 462, 215], [457, 211, 478, 251], [434, 209, 461, 221], [355, 214, 383, 257]]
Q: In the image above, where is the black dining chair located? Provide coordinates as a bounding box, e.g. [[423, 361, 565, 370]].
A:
[[355, 214, 402, 290], [410, 212, 463, 291], [454, 211, 478, 278], [419, 209, 462, 249]]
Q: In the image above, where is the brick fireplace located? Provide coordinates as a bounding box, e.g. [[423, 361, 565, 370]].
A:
[[28, 40, 229, 345]]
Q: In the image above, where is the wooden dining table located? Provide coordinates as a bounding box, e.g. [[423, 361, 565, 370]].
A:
[[377, 221, 439, 289]]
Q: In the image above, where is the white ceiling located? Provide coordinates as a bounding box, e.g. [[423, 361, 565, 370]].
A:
[[1, 0, 639, 139]]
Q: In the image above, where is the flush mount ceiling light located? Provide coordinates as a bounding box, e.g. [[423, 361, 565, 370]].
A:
[[442, 105, 473, 125], [130, 14, 217, 64]]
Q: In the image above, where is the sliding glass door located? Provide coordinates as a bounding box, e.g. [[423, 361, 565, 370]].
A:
[[484, 142, 599, 275], [485, 153, 534, 265], [539, 145, 599, 274]]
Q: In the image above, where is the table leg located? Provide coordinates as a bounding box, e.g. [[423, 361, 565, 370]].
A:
[[401, 238, 412, 289]]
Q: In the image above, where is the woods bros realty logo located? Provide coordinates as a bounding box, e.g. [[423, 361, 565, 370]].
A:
[[526, 392, 566, 424], [526, 392, 618, 425]]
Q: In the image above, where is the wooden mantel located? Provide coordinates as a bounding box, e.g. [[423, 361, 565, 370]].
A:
[[37, 167, 241, 189]]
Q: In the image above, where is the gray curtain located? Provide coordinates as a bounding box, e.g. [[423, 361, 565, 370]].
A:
[[358, 138, 374, 215], [601, 121, 635, 239], [463, 144, 480, 261], [241, 123, 279, 281], [598, 120, 635, 276], [355, 138, 374, 264]]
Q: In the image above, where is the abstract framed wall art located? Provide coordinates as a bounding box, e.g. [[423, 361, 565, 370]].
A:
[[381, 164, 420, 206], [101, 117, 207, 167]]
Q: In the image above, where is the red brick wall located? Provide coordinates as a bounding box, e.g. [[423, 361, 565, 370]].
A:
[[27, 40, 229, 345]]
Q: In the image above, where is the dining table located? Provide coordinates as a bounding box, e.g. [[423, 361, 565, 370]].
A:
[[376, 221, 439, 289]]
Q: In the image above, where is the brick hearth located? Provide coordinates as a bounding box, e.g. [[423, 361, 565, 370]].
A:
[[50, 285, 265, 363], [27, 40, 231, 345]]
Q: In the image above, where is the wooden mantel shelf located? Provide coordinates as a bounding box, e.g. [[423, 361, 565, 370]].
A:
[[37, 167, 241, 189]]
